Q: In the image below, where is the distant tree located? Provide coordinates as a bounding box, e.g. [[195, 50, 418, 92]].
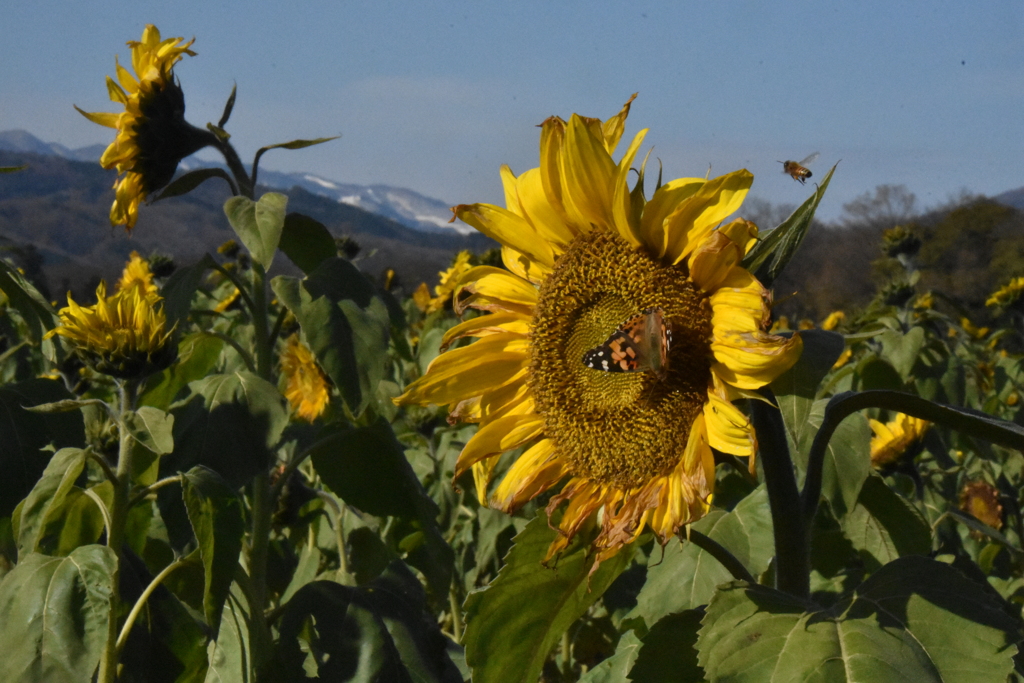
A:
[[839, 184, 917, 230]]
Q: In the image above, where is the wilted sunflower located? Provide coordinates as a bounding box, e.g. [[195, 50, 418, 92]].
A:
[[280, 334, 330, 422], [77, 25, 208, 231], [46, 280, 175, 379], [869, 412, 930, 467], [395, 97, 802, 566]]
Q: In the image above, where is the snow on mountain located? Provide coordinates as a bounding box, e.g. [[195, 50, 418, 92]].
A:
[[0, 130, 468, 235]]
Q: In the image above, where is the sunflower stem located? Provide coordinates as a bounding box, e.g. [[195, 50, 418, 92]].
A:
[[750, 389, 810, 599], [684, 529, 756, 583], [213, 136, 254, 198], [245, 261, 275, 674], [801, 390, 1024, 528], [97, 378, 140, 683]]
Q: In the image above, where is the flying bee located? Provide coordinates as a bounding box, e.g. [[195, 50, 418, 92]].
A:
[[778, 153, 819, 184]]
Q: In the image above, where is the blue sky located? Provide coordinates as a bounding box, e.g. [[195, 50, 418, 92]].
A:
[[3, 1, 1022, 222]]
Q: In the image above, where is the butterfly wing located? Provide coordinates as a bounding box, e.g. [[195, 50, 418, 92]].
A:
[[582, 308, 670, 374]]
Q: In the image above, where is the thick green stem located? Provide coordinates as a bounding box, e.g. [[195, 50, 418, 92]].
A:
[[97, 379, 139, 683], [684, 529, 756, 583], [801, 390, 1024, 527], [750, 390, 810, 599], [214, 137, 254, 198]]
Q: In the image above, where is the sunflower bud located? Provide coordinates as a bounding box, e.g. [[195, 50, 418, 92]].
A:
[[46, 281, 176, 379]]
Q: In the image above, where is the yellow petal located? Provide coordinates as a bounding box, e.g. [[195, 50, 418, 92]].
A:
[[611, 129, 647, 248], [74, 106, 119, 129], [688, 230, 744, 294], [639, 177, 706, 259], [512, 167, 576, 246], [453, 203, 555, 268], [491, 439, 566, 512], [711, 331, 803, 390], [502, 245, 552, 285], [395, 336, 529, 406], [703, 387, 756, 458], [663, 169, 753, 266], [709, 268, 769, 334], [718, 218, 760, 255], [560, 113, 618, 233], [471, 458, 498, 505], [600, 93, 637, 155], [453, 267, 538, 314], [455, 413, 546, 478], [441, 312, 530, 349]]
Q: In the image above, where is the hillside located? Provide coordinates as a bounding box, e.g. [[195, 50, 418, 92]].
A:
[[0, 150, 494, 300]]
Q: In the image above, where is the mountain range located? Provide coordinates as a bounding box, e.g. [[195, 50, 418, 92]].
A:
[[0, 130, 467, 236], [0, 131, 494, 300]]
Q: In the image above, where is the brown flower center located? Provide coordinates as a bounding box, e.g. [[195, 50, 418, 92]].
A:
[[529, 230, 712, 489]]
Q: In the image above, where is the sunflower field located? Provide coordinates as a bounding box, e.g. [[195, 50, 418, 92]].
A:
[[4, 25, 1024, 683]]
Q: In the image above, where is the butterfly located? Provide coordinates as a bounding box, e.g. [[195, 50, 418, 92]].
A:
[[581, 307, 671, 375]]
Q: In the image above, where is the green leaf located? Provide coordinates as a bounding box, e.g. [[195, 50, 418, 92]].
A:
[[800, 398, 871, 516], [272, 257, 391, 415], [773, 330, 846, 449], [742, 163, 837, 287], [265, 562, 461, 682], [223, 192, 288, 269], [0, 164, 27, 173], [217, 83, 237, 128], [140, 333, 226, 410], [22, 398, 108, 414], [206, 585, 251, 683], [339, 297, 391, 414], [630, 487, 773, 625], [628, 609, 704, 682], [697, 556, 1021, 683], [0, 257, 59, 352], [578, 631, 642, 683], [310, 418, 453, 596], [311, 418, 431, 520], [878, 327, 926, 381], [54, 481, 111, 556], [462, 510, 636, 683], [181, 466, 245, 634], [125, 406, 174, 456], [0, 545, 117, 683], [165, 371, 287, 488], [155, 168, 235, 201], [252, 138, 339, 183], [278, 213, 337, 274], [16, 447, 87, 556], [943, 508, 1023, 557], [160, 254, 216, 332], [0, 379, 86, 517], [840, 475, 931, 570]]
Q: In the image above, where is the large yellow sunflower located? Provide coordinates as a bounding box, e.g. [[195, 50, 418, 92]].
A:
[[77, 25, 201, 231], [395, 97, 802, 566]]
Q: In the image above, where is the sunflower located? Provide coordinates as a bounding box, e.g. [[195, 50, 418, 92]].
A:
[[77, 25, 207, 231], [280, 334, 330, 422], [395, 97, 802, 565], [46, 280, 175, 379], [869, 412, 930, 467], [959, 480, 1003, 533], [821, 310, 845, 331], [414, 250, 476, 314], [987, 277, 1024, 308], [116, 251, 159, 298]]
